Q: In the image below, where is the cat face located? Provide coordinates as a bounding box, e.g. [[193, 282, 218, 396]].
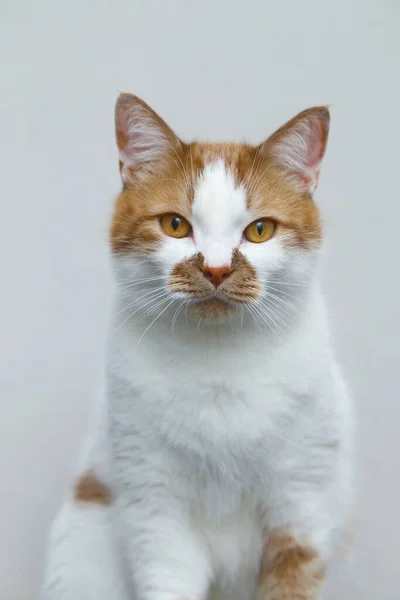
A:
[[111, 95, 329, 324]]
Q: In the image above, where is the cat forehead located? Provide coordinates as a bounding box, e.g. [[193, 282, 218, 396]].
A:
[[192, 160, 249, 229]]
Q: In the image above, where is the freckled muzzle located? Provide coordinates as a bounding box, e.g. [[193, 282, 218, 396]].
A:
[[168, 250, 261, 318]]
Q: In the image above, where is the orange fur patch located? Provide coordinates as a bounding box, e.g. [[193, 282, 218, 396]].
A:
[[74, 470, 112, 506], [258, 532, 326, 600], [247, 165, 322, 249]]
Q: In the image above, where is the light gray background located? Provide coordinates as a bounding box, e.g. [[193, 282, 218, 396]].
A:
[[1, 0, 399, 598]]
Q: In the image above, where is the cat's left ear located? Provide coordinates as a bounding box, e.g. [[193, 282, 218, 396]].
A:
[[260, 106, 330, 195], [115, 93, 182, 188]]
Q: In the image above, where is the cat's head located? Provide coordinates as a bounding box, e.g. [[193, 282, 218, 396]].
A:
[[111, 94, 329, 326]]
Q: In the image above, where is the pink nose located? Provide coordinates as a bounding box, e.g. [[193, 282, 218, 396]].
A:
[[202, 265, 232, 288]]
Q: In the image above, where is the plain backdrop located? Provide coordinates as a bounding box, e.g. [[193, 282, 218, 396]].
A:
[[1, 0, 399, 598]]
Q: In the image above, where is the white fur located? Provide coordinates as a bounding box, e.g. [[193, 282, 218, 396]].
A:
[[192, 161, 249, 267], [42, 160, 354, 600]]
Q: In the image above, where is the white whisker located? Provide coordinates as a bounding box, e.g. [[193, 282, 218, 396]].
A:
[[132, 293, 172, 327], [246, 304, 262, 332], [136, 299, 176, 347], [172, 299, 187, 335], [267, 280, 309, 287], [257, 299, 288, 331], [117, 290, 169, 330], [265, 285, 298, 300], [116, 276, 164, 288], [252, 302, 284, 340], [116, 287, 166, 316], [263, 291, 298, 316], [239, 304, 244, 328]]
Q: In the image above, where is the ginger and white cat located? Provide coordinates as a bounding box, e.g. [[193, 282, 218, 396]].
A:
[[42, 94, 354, 600]]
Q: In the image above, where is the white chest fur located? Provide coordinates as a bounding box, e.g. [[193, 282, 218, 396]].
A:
[[107, 285, 336, 513]]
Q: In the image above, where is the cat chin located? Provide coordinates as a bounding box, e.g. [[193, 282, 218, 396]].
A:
[[188, 297, 237, 321]]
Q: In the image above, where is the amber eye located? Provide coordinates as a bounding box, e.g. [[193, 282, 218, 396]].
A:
[[160, 214, 191, 239], [244, 218, 276, 243]]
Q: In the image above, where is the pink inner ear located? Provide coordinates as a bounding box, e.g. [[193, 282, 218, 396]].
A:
[[115, 95, 174, 175], [115, 93, 182, 186], [306, 117, 329, 171], [115, 110, 132, 164], [302, 117, 329, 192], [303, 134, 324, 189], [269, 108, 330, 194], [115, 109, 152, 170], [115, 106, 134, 153]]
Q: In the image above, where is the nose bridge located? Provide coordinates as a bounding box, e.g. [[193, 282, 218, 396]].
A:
[[200, 239, 233, 269]]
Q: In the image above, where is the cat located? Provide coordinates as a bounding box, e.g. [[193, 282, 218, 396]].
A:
[[41, 94, 354, 600]]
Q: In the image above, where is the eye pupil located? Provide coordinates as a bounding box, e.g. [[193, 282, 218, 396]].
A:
[[244, 218, 276, 243], [171, 216, 180, 231], [160, 214, 191, 238]]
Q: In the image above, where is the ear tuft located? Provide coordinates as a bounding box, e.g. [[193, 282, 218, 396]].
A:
[[115, 93, 181, 187], [262, 106, 330, 195]]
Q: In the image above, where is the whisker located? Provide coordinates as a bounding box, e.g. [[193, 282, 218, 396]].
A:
[[116, 277, 165, 290], [116, 286, 166, 316], [239, 304, 244, 328], [267, 280, 309, 287], [117, 290, 169, 329], [136, 299, 176, 346], [117, 275, 164, 284], [246, 304, 262, 332], [251, 303, 277, 335], [265, 285, 298, 300], [184, 301, 189, 326], [172, 299, 187, 335], [124, 294, 173, 335], [263, 291, 298, 316], [252, 302, 284, 340], [257, 299, 288, 331], [131, 292, 172, 326]]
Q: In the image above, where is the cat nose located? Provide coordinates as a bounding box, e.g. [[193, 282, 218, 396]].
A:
[[201, 265, 232, 288]]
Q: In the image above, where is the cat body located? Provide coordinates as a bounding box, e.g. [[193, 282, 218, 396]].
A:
[[42, 96, 353, 600]]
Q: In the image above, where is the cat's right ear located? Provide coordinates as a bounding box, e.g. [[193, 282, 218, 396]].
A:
[[115, 94, 182, 187]]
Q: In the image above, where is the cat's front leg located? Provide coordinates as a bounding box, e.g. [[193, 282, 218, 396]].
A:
[[256, 483, 338, 600], [109, 386, 212, 600], [257, 529, 326, 600], [117, 494, 212, 600]]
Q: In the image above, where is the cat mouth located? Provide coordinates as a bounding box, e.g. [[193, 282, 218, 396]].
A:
[[187, 296, 237, 319]]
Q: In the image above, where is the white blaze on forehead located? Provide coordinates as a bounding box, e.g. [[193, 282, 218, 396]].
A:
[[191, 160, 249, 267]]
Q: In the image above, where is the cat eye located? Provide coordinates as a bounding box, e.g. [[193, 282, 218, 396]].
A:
[[244, 218, 276, 243], [160, 214, 192, 239]]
